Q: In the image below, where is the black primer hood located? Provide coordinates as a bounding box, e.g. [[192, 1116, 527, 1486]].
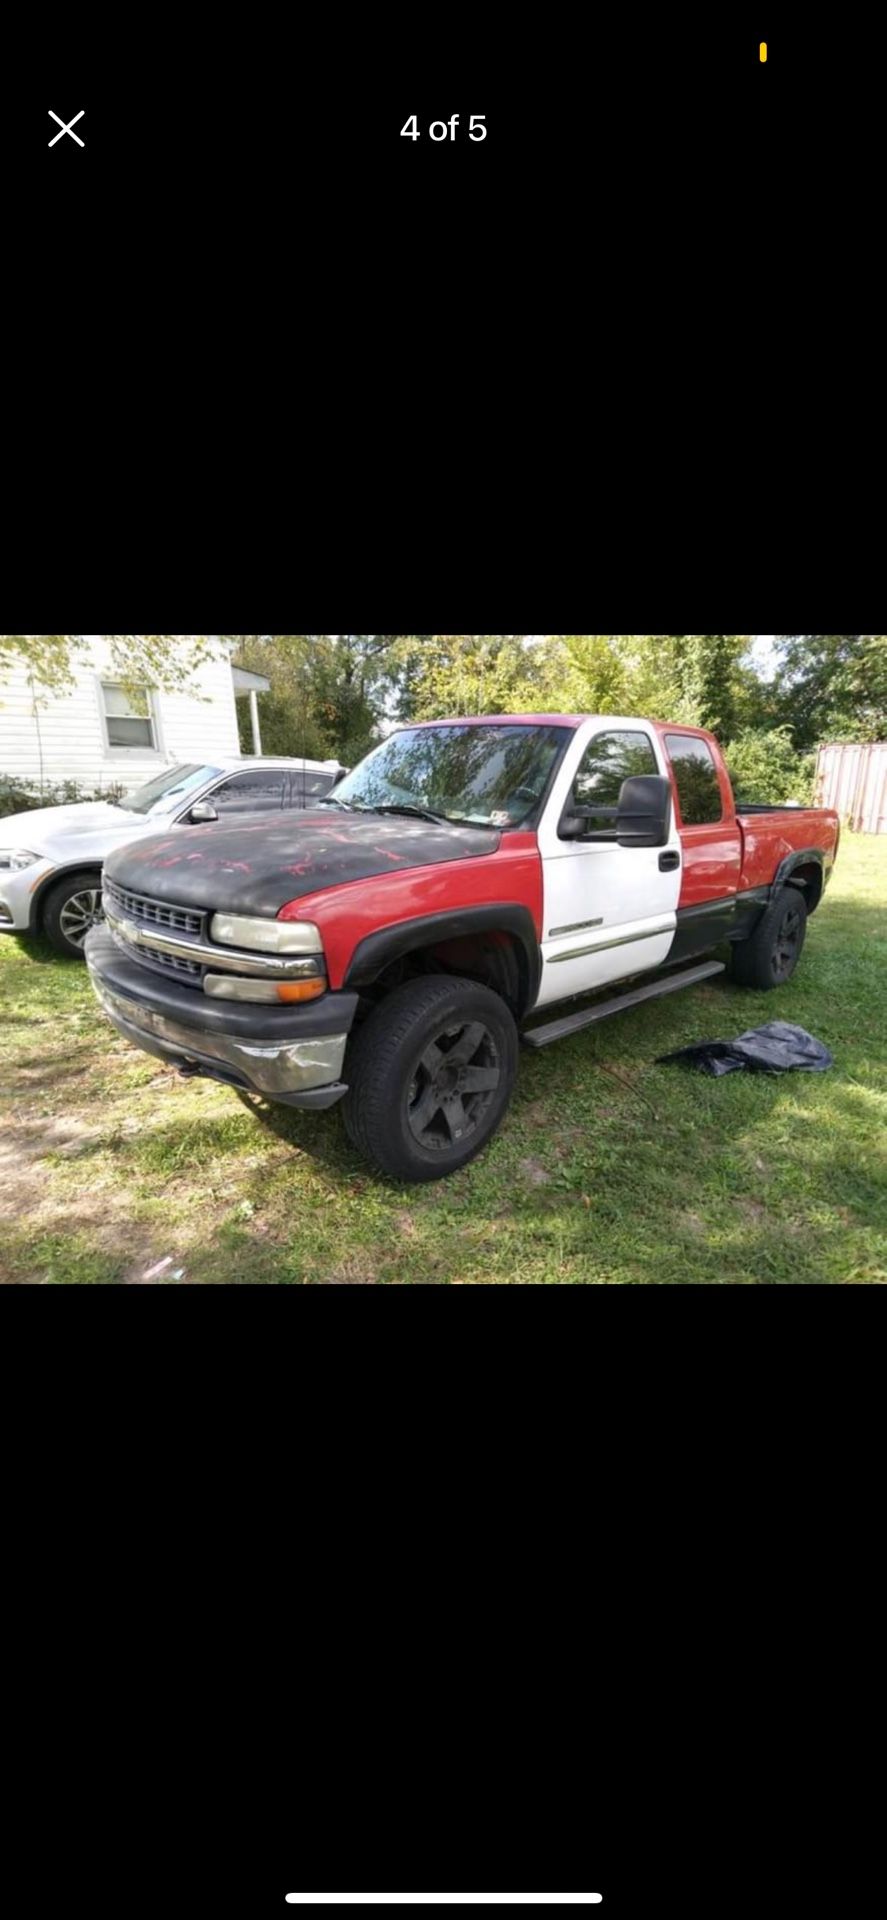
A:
[[104, 810, 501, 916]]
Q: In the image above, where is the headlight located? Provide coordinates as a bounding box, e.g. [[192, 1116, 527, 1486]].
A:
[[210, 911, 323, 954], [0, 850, 41, 872]]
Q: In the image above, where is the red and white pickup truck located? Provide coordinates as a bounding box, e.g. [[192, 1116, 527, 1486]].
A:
[[85, 715, 840, 1179]]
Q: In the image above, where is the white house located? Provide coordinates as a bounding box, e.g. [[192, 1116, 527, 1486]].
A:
[[0, 636, 270, 794]]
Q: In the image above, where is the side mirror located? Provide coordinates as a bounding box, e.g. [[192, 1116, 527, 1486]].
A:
[[616, 775, 672, 848], [189, 799, 219, 824]]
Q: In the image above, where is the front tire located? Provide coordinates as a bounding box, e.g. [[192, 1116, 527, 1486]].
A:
[[343, 974, 519, 1181], [41, 871, 104, 958], [731, 885, 808, 990]]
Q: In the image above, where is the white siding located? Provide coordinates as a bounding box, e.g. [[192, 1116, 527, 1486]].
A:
[[0, 636, 241, 792]]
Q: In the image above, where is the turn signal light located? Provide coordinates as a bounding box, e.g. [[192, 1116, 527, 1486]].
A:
[[275, 979, 326, 1003], [204, 973, 327, 1003]]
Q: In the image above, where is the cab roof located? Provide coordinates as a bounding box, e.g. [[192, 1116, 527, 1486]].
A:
[[409, 714, 587, 730]]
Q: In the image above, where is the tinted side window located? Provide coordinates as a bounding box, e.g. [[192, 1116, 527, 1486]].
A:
[[570, 730, 658, 834], [665, 735, 723, 825], [288, 773, 334, 805], [211, 770, 288, 812]]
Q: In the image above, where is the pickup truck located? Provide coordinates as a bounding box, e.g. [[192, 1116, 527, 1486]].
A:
[[84, 715, 840, 1180]]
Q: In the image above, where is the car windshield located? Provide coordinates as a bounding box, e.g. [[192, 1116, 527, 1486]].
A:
[[331, 724, 570, 827], [116, 764, 222, 815]]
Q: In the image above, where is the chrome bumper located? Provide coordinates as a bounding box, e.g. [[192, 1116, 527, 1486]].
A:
[[86, 961, 351, 1106]]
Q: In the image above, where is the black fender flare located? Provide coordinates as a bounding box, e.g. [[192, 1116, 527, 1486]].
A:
[[772, 846, 826, 908], [343, 903, 542, 1016]]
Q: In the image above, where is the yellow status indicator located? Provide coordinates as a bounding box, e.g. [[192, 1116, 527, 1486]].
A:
[[760, 41, 767, 62]]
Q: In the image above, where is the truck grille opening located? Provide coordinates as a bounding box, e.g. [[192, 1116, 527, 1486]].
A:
[[104, 878, 205, 938], [138, 945, 203, 977]]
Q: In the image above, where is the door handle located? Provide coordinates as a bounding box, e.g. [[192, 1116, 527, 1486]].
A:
[[659, 850, 681, 872]]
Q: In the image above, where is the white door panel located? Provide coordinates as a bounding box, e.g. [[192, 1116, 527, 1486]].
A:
[[535, 719, 682, 1009]]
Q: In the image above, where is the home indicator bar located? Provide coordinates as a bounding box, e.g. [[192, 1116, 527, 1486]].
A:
[[285, 1900, 603, 1908]]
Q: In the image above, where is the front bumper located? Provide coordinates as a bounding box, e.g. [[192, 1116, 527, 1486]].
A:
[[0, 860, 55, 932], [84, 926, 357, 1107]]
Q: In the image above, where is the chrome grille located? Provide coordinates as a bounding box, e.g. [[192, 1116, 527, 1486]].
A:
[[138, 944, 203, 977], [104, 878, 205, 938]]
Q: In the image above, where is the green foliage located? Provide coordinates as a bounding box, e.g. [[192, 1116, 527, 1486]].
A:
[[0, 774, 125, 818], [0, 633, 217, 696], [101, 634, 217, 697], [776, 635, 887, 748], [561, 634, 750, 732], [4, 634, 883, 776], [723, 728, 814, 806], [395, 635, 582, 719], [0, 634, 84, 690], [230, 635, 395, 764]]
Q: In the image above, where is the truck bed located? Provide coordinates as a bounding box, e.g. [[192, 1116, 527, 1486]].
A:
[[736, 803, 840, 896]]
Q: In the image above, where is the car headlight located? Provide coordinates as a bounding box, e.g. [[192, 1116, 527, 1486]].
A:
[[0, 850, 41, 872], [210, 912, 323, 954]]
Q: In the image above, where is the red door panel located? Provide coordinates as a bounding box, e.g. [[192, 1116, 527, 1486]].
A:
[[678, 823, 743, 907], [656, 726, 743, 908]]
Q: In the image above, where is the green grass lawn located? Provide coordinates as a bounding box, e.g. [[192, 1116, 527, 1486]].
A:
[[1, 835, 885, 1283]]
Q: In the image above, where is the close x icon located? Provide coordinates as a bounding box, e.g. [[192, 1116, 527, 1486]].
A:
[[48, 110, 85, 147]]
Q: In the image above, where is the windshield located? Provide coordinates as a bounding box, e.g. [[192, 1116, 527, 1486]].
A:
[[331, 725, 570, 827], [117, 764, 223, 816]]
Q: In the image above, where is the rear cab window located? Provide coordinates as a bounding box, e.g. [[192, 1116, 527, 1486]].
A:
[[664, 733, 723, 826]]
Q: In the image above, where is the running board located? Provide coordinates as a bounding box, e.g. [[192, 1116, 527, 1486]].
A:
[[521, 961, 726, 1048]]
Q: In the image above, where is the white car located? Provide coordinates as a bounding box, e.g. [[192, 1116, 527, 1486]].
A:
[[0, 756, 346, 958]]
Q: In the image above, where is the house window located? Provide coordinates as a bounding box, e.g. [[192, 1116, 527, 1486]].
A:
[[101, 683, 157, 751]]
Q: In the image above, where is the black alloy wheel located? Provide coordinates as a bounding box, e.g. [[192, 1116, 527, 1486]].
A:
[[773, 902, 804, 981], [406, 1019, 502, 1153], [343, 974, 519, 1181]]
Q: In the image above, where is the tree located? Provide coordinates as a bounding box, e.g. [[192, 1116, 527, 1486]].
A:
[[561, 634, 750, 731], [669, 634, 748, 738], [775, 635, 887, 747], [0, 633, 217, 695], [229, 635, 399, 764], [724, 727, 814, 806], [396, 635, 579, 719]]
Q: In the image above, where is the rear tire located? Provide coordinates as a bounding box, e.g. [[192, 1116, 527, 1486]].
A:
[[731, 885, 808, 990], [41, 871, 104, 959], [343, 974, 519, 1181]]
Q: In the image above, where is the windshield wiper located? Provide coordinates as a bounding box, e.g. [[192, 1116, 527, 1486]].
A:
[[371, 802, 450, 826], [316, 796, 358, 812], [441, 814, 500, 829]]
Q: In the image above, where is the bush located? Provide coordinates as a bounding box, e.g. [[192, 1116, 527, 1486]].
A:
[[0, 774, 126, 819], [724, 727, 815, 807]]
